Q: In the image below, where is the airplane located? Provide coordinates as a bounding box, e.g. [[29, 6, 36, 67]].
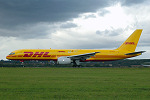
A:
[[6, 29, 145, 67]]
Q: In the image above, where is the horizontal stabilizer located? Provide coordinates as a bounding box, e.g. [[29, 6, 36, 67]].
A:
[[125, 51, 146, 55]]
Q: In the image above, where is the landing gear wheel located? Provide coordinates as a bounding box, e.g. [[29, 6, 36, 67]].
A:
[[72, 60, 81, 67], [72, 65, 81, 67], [77, 65, 81, 67]]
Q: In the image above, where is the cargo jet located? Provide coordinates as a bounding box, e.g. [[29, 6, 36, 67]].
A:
[[6, 29, 145, 67]]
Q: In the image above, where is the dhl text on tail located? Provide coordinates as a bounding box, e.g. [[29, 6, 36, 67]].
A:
[[6, 29, 145, 67]]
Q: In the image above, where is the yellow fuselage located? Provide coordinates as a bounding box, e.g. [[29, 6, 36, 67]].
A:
[[6, 49, 139, 61]]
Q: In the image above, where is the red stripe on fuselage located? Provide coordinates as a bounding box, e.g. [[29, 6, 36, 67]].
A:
[[23, 52, 33, 57], [32, 52, 44, 57], [58, 51, 65, 52], [43, 52, 51, 57]]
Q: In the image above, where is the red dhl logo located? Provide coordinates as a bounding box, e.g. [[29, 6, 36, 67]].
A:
[[23, 52, 52, 57], [124, 42, 136, 45]]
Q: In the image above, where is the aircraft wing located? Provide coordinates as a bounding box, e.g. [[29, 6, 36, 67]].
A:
[[125, 51, 146, 55], [68, 52, 100, 61]]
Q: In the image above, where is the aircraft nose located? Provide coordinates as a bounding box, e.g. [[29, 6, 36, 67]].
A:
[[6, 55, 9, 59], [6, 55, 11, 59]]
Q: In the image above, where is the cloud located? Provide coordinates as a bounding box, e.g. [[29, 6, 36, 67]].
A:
[[98, 9, 110, 16], [0, 0, 148, 39], [0, 0, 110, 27], [60, 22, 78, 29], [96, 29, 122, 36], [83, 14, 97, 19], [0, 22, 57, 39], [0, 0, 112, 39], [120, 0, 148, 6]]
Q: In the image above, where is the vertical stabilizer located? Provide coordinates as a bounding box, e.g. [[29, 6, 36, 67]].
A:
[[116, 29, 143, 52]]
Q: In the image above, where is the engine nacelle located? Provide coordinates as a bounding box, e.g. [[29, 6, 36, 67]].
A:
[[57, 57, 72, 64]]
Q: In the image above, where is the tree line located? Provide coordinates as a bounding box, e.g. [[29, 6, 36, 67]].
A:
[[0, 59, 150, 67]]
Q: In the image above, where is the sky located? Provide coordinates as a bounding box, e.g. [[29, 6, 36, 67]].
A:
[[0, 0, 150, 60]]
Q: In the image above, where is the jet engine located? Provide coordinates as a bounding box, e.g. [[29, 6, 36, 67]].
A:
[[57, 57, 72, 64]]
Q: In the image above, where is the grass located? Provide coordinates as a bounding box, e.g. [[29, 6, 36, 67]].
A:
[[0, 67, 150, 100]]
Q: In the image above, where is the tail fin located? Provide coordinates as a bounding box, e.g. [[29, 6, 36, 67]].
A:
[[116, 29, 143, 52]]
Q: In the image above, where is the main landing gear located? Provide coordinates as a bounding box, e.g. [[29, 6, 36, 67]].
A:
[[72, 60, 81, 67]]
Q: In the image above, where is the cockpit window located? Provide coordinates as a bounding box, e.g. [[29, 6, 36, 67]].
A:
[[9, 52, 15, 55]]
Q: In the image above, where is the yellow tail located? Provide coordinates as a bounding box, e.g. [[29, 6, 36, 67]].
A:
[[116, 29, 143, 52]]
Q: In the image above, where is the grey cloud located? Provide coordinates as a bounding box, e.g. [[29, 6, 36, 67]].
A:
[[0, 0, 112, 38], [84, 14, 96, 19], [119, 0, 147, 6], [98, 9, 110, 16], [96, 30, 101, 35], [96, 29, 123, 36], [0, 23, 56, 39], [0, 0, 110, 27], [60, 23, 78, 29]]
